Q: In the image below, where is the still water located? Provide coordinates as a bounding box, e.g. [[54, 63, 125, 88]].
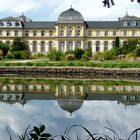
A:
[[0, 78, 140, 140]]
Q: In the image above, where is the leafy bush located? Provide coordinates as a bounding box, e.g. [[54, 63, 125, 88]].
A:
[[32, 53, 47, 59], [65, 53, 75, 61], [47, 49, 64, 61], [73, 48, 84, 59], [93, 52, 104, 60], [135, 47, 140, 57], [82, 49, 92, 60], [6, 50, 30, 59]]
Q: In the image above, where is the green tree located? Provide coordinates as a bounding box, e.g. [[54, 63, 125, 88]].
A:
[[11, 37, 26, 52], [115, 36, 120, 48], [121, 39, 139, 54], [74, 48, 84, 59], [0, 41, 9, 59]]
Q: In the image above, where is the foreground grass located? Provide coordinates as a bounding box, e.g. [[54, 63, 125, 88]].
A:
[[0, 60, 140, 68], [7, 124, 140, 140]]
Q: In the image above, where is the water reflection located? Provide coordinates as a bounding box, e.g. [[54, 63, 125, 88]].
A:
[[0, 79, 140, 140], [0, 79, 140, 114]]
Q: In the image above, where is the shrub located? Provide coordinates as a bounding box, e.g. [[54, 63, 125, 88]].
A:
[[126, 53, 136, 59], [6, 50, 30, 59], [65, 53, 75, 61], [82, 49, 92, 60], [32, 53, 47, 59], [93, 52, 104, 60], [73, 48, 84, 59], [47, 49, 64, 61], [135, 47, 140, 57]]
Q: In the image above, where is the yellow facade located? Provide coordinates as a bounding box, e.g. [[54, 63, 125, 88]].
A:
[[0, 8, 140, 55]]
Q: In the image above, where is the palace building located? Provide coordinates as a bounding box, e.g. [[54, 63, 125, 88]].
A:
[[0, 7, 140, 55]]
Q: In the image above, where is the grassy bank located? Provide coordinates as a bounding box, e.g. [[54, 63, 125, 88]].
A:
[[0, 59, 140, 68]]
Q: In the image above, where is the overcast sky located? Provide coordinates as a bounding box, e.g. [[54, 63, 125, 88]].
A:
[[0, 100, 140, 140], [0, 0, 139, 21]]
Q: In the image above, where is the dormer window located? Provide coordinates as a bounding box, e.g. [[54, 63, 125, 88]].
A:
[[131, 21, 136, 26], [15, 21, 20, 26], [0, 21, 3, 26], [7, 21, 11, 27], [123, 21, 128, 27]]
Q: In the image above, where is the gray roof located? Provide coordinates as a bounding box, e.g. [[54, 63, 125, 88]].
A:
[[57, 8, 84, 24], [0, 16, 19, 21], [85, 21, 140, 29], [24, 21, 56, 29], [86, 21, 121, 29]]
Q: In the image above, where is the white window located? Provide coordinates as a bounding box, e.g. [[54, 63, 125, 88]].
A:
[[112, 41, 115, 48], [76, 42, 81, 48], [67, 42, 73, 51], [96, 41, 100, 52], [60, 42, 65, 51], [49, 41, 53, 51], [41, 31, 45, 37], [0, 21, 3, 26], [49, 31, 53, 36], [132, 30, 136, 37], [33, 41, 37, 52], [88, 31, 92, 37], [15, 30, 18, 37], [33, 31, 37, 36], [124, 30, 127, 37], [0, 30, 2, 36], [7, 21, 11, 27], [88, 41, 92, 49], [77, 30, 80, 37], [104, 30, 108, 36], [131, 21, 136, 26], [113, 30, 116, 37], [41, 41, 45, 52], [25, 31, 28, 37], [96, 30, 100, 37], [68, 30, 72, 37], [15, 21, 20, 26], [123, 21, 128, 27], [6, 30, 10, 36], [104, 41, 108, 51], [60, 30, 64, 36]]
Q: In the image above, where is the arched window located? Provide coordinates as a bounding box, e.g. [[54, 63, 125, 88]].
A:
[[67, 42, 73, 51], [76, 41, 81, 49], [33, 41, 37, 52], [41, 41, 45, 52], [96, 41, 100, 52], [112, 41, 115, 48], [88, 41, 92, 49], [59, 42, 65, 52], [49, 41, 53, 51], [25, 41, 29, 49], [104, 41, 108, 51], [60, 30, 64, 36]]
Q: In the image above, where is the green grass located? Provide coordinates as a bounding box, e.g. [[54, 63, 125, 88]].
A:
[[0, 59, 140, 68]]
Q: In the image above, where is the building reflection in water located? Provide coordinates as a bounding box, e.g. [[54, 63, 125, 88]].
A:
[[0, 82, 140, 114]]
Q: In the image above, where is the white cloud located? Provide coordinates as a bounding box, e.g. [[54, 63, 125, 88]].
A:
[[0, 0, 139, 20]]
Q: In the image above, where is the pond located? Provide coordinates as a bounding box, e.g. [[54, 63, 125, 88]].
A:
[[0, 78, 140, 140]]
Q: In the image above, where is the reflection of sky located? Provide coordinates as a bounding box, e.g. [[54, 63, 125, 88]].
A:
[[0, 100, 140, 140]]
